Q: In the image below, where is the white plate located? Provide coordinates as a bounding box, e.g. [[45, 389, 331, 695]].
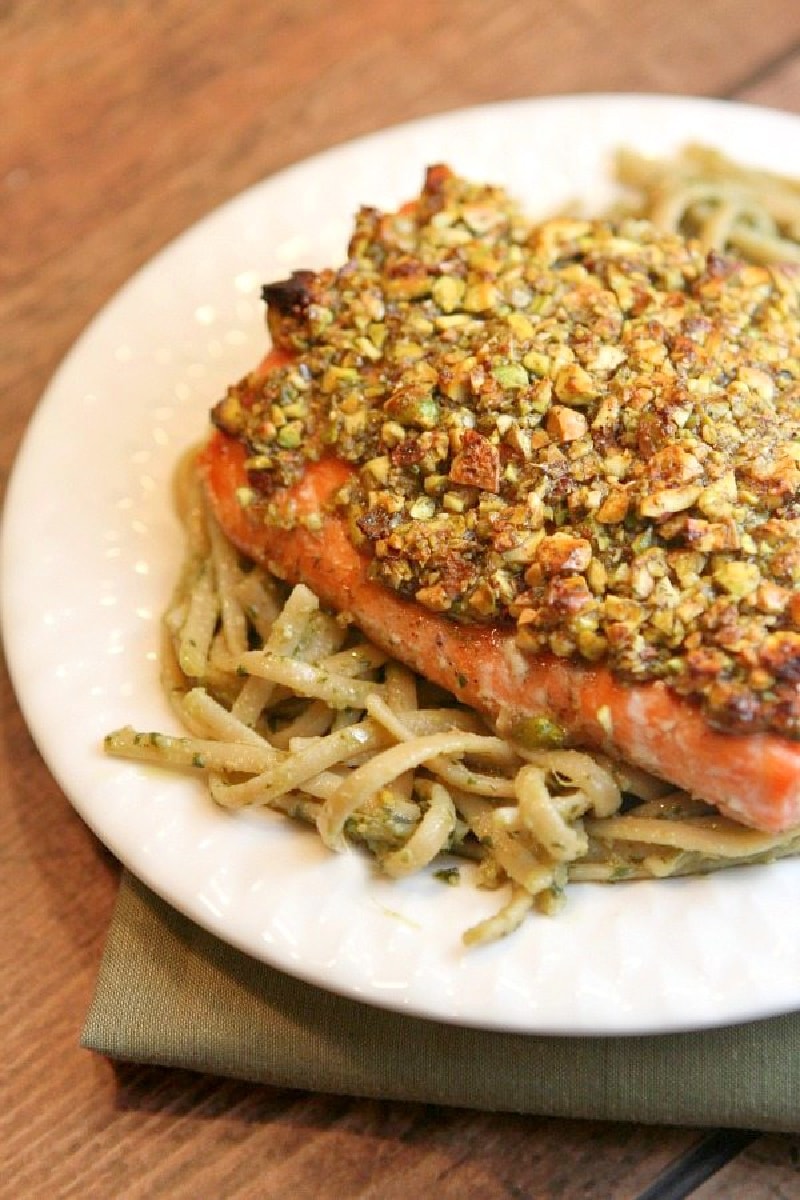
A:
[[4, 94, 800, 1035]]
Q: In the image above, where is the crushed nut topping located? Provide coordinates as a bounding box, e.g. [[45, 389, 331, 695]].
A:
[[212, 165, 800, 738]]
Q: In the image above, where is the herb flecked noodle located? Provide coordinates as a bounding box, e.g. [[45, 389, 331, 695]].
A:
[[613, 143, 800, 263], [105, 148, 800, 944]]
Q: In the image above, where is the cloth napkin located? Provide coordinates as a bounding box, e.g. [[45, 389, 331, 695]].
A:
[[82, 871, 800, 1132]]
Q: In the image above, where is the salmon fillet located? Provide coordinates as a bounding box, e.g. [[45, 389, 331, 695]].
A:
[[200, 429, 800, 833]]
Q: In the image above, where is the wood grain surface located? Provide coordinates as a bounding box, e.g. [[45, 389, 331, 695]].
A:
[[2, 3, 799, 1196]]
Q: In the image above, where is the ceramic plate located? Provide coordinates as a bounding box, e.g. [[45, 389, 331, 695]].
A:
[[4, 94, 800, 1034]]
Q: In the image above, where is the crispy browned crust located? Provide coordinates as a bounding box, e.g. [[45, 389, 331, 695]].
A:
[[212, 167, 800, 736]]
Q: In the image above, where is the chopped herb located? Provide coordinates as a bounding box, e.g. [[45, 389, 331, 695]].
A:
[[433, 867, 460, 885]]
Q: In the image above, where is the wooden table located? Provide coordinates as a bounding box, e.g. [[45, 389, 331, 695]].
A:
[[3, 3, 799, 1195]]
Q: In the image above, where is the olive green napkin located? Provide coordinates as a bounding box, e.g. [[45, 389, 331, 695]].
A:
[[82, 871, 800, 1131]]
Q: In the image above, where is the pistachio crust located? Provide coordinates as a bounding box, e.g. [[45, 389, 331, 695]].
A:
[[213, 166, 800, 737]]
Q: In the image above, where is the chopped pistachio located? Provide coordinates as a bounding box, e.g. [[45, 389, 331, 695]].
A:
[[277, 421, 303, 449], [522, 349, 551, 377], [409, 496, 436, 520], [463, 281, 501, 313], [385, 387, 440, 429], [432, 275, 465, 313], [509, 715, 567, 749], [713, 560, 760, 598], [492, 362, 529, 389]]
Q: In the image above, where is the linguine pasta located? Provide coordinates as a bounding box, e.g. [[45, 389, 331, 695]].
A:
[[614, 143, 800, 263]]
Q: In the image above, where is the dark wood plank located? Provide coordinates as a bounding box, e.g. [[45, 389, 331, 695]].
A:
[[691, 1134, 800, 1199]]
